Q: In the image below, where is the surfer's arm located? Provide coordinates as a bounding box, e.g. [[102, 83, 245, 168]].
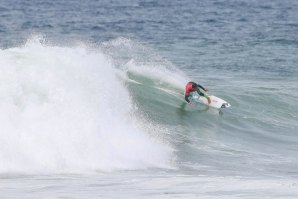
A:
[[197, 90, 211, 104], [197, 84, 208, 92], [184, 90, 191, 103], [196, 84, 209, 99], [198, 91, 209, 98], [185, 94, 190, 103]]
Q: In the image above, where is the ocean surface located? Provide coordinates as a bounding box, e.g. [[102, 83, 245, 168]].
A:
[[0, 0, 298, 198]]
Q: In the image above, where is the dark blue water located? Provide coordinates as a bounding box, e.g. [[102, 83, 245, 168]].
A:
[[0, 0, 298, 198]]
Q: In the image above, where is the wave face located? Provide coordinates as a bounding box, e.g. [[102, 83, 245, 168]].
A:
[[0, 37, 173, 174], [101, 38, 298, 178], [1, 36, 298, 179], [1, 35, 297, 180]]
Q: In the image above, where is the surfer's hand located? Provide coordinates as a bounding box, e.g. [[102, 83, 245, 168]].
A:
[[205, 89, 209, 92]]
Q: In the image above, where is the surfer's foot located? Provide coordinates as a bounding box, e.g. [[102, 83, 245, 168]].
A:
[[207, 97, 211, 104]]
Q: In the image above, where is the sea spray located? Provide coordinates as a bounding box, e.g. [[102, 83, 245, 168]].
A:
[[101, 37, 188, 90]]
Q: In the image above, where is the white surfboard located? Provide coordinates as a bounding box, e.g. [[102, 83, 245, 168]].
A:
[[189, 92, 231, 109]]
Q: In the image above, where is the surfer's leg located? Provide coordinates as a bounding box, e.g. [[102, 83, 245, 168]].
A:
[[198, 91, 211, 104], [198, 91, 205, 97], [206, 95, 211, 104]]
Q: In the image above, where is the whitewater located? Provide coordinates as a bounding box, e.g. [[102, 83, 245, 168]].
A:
[[0, 37, 175, 174]]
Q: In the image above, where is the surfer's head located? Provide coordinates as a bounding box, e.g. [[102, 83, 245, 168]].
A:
[[192, 83, 198, 89]]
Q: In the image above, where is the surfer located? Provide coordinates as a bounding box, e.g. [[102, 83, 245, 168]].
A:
[[185, 81, 211, 104]]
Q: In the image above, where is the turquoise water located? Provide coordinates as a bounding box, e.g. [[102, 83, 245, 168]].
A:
[[0, 0, 298, 198]]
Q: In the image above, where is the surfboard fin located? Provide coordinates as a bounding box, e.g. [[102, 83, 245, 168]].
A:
[[221, 103, 230, 108]]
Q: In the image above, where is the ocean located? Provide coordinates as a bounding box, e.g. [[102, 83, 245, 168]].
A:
[[0, 0, 298, 198]]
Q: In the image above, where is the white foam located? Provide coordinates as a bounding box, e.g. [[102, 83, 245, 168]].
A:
[[0, 37, 173, 174]]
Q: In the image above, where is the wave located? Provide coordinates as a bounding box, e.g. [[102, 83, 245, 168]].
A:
[[0, 36, 175, 174], [2, 36, 296, 178]]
